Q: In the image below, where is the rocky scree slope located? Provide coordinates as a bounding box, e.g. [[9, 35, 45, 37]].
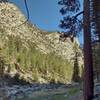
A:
[[0, 2, 83, 83]]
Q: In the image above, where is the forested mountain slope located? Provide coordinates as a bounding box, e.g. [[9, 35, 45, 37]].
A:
[[0, 2, 83, 84]]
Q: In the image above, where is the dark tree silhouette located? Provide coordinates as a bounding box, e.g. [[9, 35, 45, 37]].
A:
[[83, 0, 94, 99], [91, 0, 100, 84], [72, 42, 81, 82], [91, 0, 100, 41], [72, 51, 80, 82], [0, 57, 5, 78], [58, 0, 94, 99], [58, 0, 83, 39]]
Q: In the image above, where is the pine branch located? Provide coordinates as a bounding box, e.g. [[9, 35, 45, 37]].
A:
[[74, 11, 84, 18]]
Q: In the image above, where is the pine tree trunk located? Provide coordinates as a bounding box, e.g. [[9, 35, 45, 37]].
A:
[[83, 0, 94, 100]]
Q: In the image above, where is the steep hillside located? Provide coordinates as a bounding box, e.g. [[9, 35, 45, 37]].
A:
[[0, 2, 83, 84]]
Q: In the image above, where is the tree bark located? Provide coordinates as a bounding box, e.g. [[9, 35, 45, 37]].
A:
[[83, 0, 94, 100]]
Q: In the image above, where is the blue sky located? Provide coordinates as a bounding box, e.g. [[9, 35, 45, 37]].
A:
[[9, 0, 61, 31], [9, 0, 83, 44]]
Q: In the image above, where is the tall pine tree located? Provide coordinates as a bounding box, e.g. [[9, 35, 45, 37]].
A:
[[83, 0, 94, 99], [58, 0, 94, 99]]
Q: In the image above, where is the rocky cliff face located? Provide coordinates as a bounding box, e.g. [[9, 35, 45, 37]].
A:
[[0, 2, 83, 83], [0, 2, 83, 62]]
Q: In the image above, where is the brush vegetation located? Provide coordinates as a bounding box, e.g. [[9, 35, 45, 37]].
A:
[[0, 32, 73, 84]]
